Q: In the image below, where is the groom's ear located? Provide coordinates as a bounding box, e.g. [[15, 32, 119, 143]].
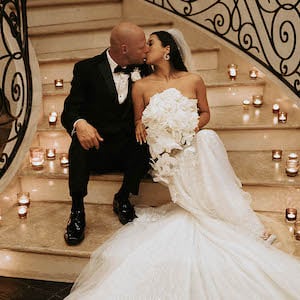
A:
[[121, 44, 128, 54]]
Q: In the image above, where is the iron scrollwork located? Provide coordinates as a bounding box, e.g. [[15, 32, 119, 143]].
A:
[[145, 0, 300, 98], [0, 0, 32, 178]]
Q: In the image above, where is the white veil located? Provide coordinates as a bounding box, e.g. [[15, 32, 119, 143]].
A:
[[166, 28, 193, 71]]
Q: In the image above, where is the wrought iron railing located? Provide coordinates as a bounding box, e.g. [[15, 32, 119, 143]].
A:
[[145, 0, 300, 98], [0, 0, 32, 179]]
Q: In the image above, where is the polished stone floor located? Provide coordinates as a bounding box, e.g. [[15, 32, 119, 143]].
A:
[[0, 276, 72, 300]]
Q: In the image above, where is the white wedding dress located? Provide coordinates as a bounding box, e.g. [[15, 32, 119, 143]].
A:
[[66, 88, 300, 300]]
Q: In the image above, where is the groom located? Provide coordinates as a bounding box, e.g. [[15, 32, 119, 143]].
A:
[[61, 22, 151, 246]]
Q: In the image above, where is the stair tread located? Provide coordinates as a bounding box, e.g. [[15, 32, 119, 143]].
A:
[[19, 150, 300, 187], [198, 70, 265, 87], [207, 102, 300, 130], [38, 46, 219, 64], [27, 0, 119, 8], [42, 73, 265, 97], [29, 17, 173, 36], [0, 202, 299, 258], [37, 101, 300, 131]]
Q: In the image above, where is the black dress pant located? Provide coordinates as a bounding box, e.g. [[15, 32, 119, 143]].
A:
[[68, 132, 150, 204]]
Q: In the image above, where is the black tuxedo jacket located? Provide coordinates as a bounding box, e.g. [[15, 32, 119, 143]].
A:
[[61, 50, 152, 140]]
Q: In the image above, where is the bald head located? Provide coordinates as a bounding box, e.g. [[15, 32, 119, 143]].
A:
[[109, 22, 148, 66]]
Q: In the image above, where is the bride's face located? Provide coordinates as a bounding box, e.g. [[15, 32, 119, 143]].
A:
[[146, 34, 169, 65]]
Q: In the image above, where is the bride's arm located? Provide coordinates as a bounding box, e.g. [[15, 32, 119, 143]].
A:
[[132, 82, 147, 144], [195, 76, 210, 132]]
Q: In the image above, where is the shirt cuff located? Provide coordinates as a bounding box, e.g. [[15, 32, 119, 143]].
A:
[[71, 118, 85, 136]]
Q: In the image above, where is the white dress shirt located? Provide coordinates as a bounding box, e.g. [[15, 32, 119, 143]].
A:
[[106, 50, 129, 104]]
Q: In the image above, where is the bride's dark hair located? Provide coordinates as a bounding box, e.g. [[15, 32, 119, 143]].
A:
[[152, 31, 188, 72]]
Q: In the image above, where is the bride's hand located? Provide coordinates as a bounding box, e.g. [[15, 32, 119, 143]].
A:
[[135, 121, 147, 144]]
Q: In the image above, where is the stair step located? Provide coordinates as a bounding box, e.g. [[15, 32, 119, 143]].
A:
[[208, 102, 300, 129], [39, 47, 219, 85], [29, 18, 173, 55], [40, 73, 266, 117], [27, 0, 118, 8], [36, 101, 300, 151], [0, 201, 298, 282], [28, 1, 122, 28], [18, 150, 300, 210]]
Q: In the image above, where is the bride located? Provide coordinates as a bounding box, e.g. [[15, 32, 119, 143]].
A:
[[65, 29, 300, 299]]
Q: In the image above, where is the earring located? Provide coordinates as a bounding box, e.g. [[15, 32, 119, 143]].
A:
[[163, 53, 170, 61]]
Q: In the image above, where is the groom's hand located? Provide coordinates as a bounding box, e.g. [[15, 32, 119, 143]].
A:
[[75, 119, 103, 150]]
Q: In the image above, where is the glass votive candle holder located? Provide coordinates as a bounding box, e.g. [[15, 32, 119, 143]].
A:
[[272, 104, 280, 113], [288, 153, 298, 161], [242, 99, 250, 110], [285, 159, 299, 177], [249, 69, 258, 79], [227, 64, 238, 80], [272, 150, 282, 161], [18, 205, 28, 219], [278, 111, 287, 123], [29, 147, 44, 170], [46, 148, 56, 160], [48, 111, 58, 126], [295, 222, 300, 240], [60, 153, 69, 167], [17, 192, 30, 207], [285, 208, 297, 223], [252, 95, 263, 107], [54, 79, 63, 88]]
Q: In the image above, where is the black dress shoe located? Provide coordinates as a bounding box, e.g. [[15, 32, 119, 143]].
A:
[[113, 194, 136, 225], [64, 210, 86, 246]]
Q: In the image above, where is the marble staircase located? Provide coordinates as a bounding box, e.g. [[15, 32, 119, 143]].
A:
[[0, 0, 299, 282]]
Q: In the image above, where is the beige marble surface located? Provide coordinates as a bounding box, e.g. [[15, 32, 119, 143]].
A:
[[207, 103, 300, 129], [0, 202, 121, 257], [0, 202, 299, 262], [229, 150, 300, 187], [18, 150, 300, 187]]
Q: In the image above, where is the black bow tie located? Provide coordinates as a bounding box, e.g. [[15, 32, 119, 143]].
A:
[[114, 65, 137, 74], [114, 65, 132, 74]]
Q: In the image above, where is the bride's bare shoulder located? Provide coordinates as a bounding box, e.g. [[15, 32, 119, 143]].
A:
[[184, 72, 205, 83], [133, 74, 156, 91]]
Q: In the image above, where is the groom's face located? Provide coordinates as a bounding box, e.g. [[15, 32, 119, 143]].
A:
[[126, 31, 149, 64]]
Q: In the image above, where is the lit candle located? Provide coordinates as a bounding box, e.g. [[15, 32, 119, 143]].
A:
[[288, 153, 298, 161], [60, 153, 69, 167], [272, 150, 282, 161], [18, 205, 28, 219], [272, 104, 280, 113], [278, 111, 287, 123], [242, 99, 250, 110], [29, 147, 44, 170], [54, 79, 64, 88], [227, 64, 238, 80], [46, 148, 56, 160], [285, 160, 299, 177], [17, 192, 30, 207], [285, 208, 297, 223], [249, 69, 258, 79], [48, 112, 57, 126], [252, 95, 263, 107]]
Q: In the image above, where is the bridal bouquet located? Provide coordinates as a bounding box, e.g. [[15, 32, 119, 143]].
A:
[[142, 88, 199, 184]]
